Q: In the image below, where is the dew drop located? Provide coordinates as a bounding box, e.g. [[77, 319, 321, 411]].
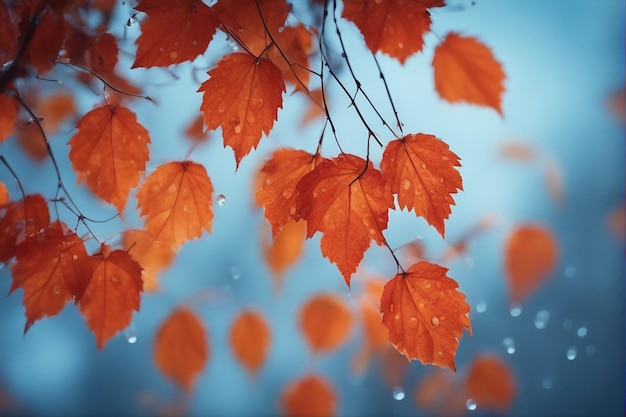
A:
[[409, 316, 417, 322], [509, 303, 522, 317], [218, 106, 225, 114], [289, 207, 296, 215], [465, 399, 477, 411], [418, 302, 425, 309], [430, 316, 440, 327], [192, 40, 198, 45], [420, 163, 426, 170], [52, 284, 61, 295], [72, 254, 78, 260], [475, 301, 487, 313], [251, 97, 264, 108], [577, 326, 587, 338], [534, 310, 550, 329], [124, 326, 137, 344], [217, 194, 226, 206], [394, 313, 400, 320], [362, 216, 371, 226], [168, 184, 177, 193], [389, 304, 394, 312], [282, 188, 294, 199], [159, 47, 165, 52], [566, 346, 577, 360], [542, 378, 553, 389], [397, 41, 404, 49], [234, 125, 242, 134], [110, 275, 120, 284], [169, 51, 178, 60], [374, 0, 382, 4], [502, 337, 515, 354], [402, 178, 411, 190], [392, 386, 405, 400], [429, 189, 435, 194], [183, 204, 189, 212], [230, 265, 241, 280]]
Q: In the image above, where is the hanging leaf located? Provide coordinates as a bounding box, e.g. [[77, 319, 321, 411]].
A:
[[414, 368, 466, 417], [380, 261, 471, 371], [0, 194, 50, 263], [123, 229, 177, 292], [262, 219, 307, 289], [154, 307, 209, 392], [266, 24, 315, 90], [0, 182, 7, 205], [89, 32, 119, 73], [281, 374, 336, 417], [299, 293, 352, 354], [0, 93, 18, 141], [229, 310, 271, 377], [136, 161, 214, 249], [466, 355, 516, 411], [380, 133, 462, 237]]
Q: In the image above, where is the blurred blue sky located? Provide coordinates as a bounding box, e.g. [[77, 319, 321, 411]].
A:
[[0, 1, 624, 416]]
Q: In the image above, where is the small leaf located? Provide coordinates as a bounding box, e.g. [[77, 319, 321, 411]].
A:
[[0, 93, 18, 142], [229, 310, 271, 377], [381, 133, 462, 237], [0, 182, 7, 205], [466, 355, 516, 411], [433, 33, 506, 113], [123, 229, 176, 292], [281, 374, 336, 417], [414, 368, 466, 417], [136, 161, 214, 249], [380, 261, 471, 371], [262, 219, 307, 289], [154, 307, 209, 392], [300, 293, 352, 354], [0, 194, 50, 263], [505, 224, 558, 303]]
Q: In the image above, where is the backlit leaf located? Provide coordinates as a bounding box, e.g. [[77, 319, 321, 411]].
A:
[[89, 32, 119, 73], [198, 52, 285, 166], [266, 24, 315, 90], [296, 154, 394, 285], [68, 103, 151, 211], [136, 161, 214, 249], [300, 293, 352, 354], [433, 33, 506, 113], [505, 224, 558, 303], [229, 310, 271, 377], [0, 194, 50, 262], [281, 374, 336, 417], [0, 93, 18, 141], [154, 307, 208, 392], [380, 261, 471, 371], [380, 133, 462, 237], [466, 355, 516, 411], [342, 0, 443, 63], [132, 0, 219, 68], [262, 219, 307, 289], [11, 221, 90, 332], [38, 92, 76, 135], [78, 246, 143, 349], [123, 229, 176, 292]]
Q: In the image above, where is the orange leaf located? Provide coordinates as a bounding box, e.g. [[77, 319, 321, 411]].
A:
[[0, 194, 50, 263], [262, 219, 307, 288], [132, 0, 219, 68], [296, 154, 394, 285], [414, 369, 466, 417], [123, 229, 176, 292], [154, 307, 209, 392], [433, 33, 506, 113], [342, 0, 443, 63], [38, 92, 77, 135], [184, 114, 209, 143], [255, 148, 321, 237], [0, 93, 18, 141], [229, 310, 271, 377], [89, 32, 118, 73], [380, 133, 462, 237], [198, 52, 285, 166], [78, 246, 143, 349], [505, 224, 558, 303], [0, 182, 7, 205], [380, 261, 471, 371], [299, 293, 352, 354], [17, 119, 48, 162], [281, 374, 336, 417], [68, 103, 151, 211], [266, 24, 315, 90], [11, 221, 90, 332], [136, 161, 214, 249], [466, 355, 516, 411]]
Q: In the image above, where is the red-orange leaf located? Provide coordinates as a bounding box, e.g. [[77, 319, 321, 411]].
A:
[[281, 374, 336, 417], [68, 104, 150, 211], [132, 0, 219, 68], [414, 369, 466, 417], [154, 307, 209, 392], [123, 229, 176, 292], [26, 11, 64, 74], [505, 224, 558, 304], [466, 355, 516, 411], [342, 0, 443, 63], [78, 246, 143, 349], [198, 52, 285, 166], [89, 32, 118, 73], [300, 293, 352, 354], [0, 194, 50, 263], [0, 2, 19, 66], [11, 221, 90, 332], [136, 161, 214, 249], [266, 24, 315, 90], [380, 261, 471, 371], [256, 148, 321, 237], [433, 33, 506, 114], [381, 133, 462, 237], [296, 154, 394, 285], [0, 182, 7, 205], [0, 93, 18, 142], [262, 219, 306, 289], [229, 310, 271, 377]]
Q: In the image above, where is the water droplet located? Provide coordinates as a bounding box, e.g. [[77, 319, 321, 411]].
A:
[[465, 399, 477, 411], [402, 178, 411, 190], [397, 41, 404, 49], [475, 301, 487, 313], [110, 275, 120, 284], [218, 106, 225, 114], [409, 316, 417, 322], [502, 337, 515, 354], [251, 97, 264, 108], [430, 316, 440, 327], [534, 310, 550, 329], [183, 204, 189, 212], [389, 304, 394, 312], [542, 378, 553, 389], [509, 303, 522, 317], [564, 266, 576, 277], [217, 194, 226, 206], [289, 207, 296, 215], [124, 326, 137, 344], [577, 327, 587, 338], [169, 51, 178, 60], [392, 386, 405, 400], [566, 346, 577, 360], [168, 184, 177, 193], [420, 163, 426, 170], [362, 216, 371, 226], [368, 228, 376, 237], [52, 284, 61, 295], [394, 313, 400, 320], [159, 47, 165, 52], [429, 189, 435, 194], [282, 188, 294, 199], [234, 124, 242, 134], [230, 266, 241, 280], [418, 302, 425, 309], [72, 254, 78, 260], [192, 40, 198, 45]]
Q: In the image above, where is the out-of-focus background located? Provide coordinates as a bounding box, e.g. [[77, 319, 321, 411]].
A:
[[0, 1, 624, 416]]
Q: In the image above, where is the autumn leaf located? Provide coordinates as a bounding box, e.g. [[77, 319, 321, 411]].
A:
[[123, 229, 176, 292], [380, 261, 471, 371], [198, 52, 285, 166], [68, 103, 151, 211], [300, 293, 352, 354], [266, 24, 315, 90], [262, 219, 307, 289], [25, 10, 64, 74], [11, 221, 90, 332], [89, 32, 119, 73], [17, 118, 48, 162], [296, 154, 394, 285], [342, 0, 443, 63], [136, 161, 214, 249], [256, 148, 321, 237], [78, 246, 143, 349], [154, 307, 209, 392], [0, 2, 19, 66], [0, 93, 18, 141], [352, 288, 389, 376], [433, 33, 506, 113], [0, 182, 7, 205], [281, 374, 336, 417], [466, 355, 516, 411], [132, 0, 219, 68], [229, 310, 271, 377], [414, 368, 466, 417], [380, 133, 462, 237], [505, 223, 558, 303], [38, 91, 76, 135], [0, 194, 50, 263], [184, 114, 209, 143]]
